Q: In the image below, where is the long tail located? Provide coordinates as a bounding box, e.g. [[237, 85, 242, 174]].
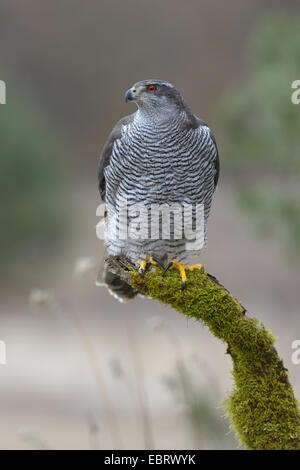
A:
[[96, 251, 137, 303]]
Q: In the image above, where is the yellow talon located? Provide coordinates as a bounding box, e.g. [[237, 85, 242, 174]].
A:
[[163, 260, 204, 290], [186, 263, 204, 271], [139, 260, 148, 278], [138, 256, 165, 278]]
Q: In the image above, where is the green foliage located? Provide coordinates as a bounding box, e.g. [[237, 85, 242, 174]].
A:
[[129, 266, 300, 450], [219, 15, 300, 256], [0, 95, 67, 277]]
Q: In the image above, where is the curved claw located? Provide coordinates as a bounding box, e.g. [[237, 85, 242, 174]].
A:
[[163, 260, 204, 290], [163, 261, 173, 276], [151, 256, 165, 270], [139, 257, 165, 279], [139, 260, 148, 279]]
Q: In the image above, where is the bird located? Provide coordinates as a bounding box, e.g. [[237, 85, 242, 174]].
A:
[[97, 79, 219, 302]]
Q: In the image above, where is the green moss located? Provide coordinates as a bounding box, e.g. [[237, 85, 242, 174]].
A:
[[129, 267, 300, 450]]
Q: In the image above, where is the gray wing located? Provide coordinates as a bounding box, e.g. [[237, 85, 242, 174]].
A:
[[210, 130, 220, 189], [97, 113, 137, 301], [98, 113, 135, 201], [193, 115, 220, 191]]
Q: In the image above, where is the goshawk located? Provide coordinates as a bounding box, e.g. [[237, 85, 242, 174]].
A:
[[97, 79, 219, 301]]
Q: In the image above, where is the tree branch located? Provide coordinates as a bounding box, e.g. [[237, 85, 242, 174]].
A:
[[106, 255, 300, 450]]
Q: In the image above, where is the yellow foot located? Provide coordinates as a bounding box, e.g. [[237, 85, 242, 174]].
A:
[[163, 260, 204, 290], [138, 256, 165, 278]]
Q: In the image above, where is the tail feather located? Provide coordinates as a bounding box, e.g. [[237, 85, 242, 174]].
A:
[[96, 251, 137, 302]]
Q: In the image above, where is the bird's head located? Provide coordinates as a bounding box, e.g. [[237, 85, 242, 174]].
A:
[[125, 79, 186, 116]]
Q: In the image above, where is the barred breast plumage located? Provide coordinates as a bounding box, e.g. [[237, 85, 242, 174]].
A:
[[97, 79, 219, 301]]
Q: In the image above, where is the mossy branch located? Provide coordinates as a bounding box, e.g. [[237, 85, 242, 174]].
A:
[[106, 255, 300, 450]]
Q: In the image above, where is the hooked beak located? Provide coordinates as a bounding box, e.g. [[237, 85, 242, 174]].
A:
[[125, 87, 137, 102]]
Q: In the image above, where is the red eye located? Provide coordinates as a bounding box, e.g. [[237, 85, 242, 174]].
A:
[[147, 85, 156, 93]]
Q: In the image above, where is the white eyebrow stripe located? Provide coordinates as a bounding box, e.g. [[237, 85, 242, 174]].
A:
[[134, 80, 174, 89]]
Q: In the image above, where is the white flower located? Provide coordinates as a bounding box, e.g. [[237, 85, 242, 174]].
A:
[[28, 289, 55, 308], [73, 256, 97, 277]]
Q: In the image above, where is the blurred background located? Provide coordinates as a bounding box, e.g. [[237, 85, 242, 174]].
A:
[[1, 0, 300, 450]]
